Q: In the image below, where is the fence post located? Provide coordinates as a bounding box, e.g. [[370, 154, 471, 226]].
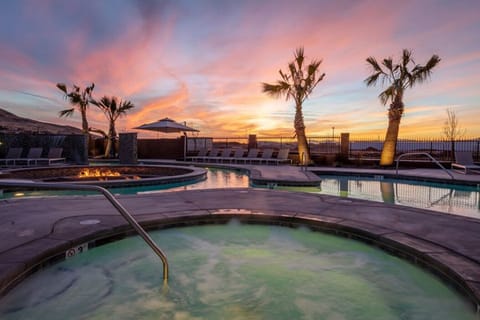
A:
[[340, 133, 350, 158], [248, 134, 257, 151], [119, 133, 138, 165], [476, 139, 480, 162]]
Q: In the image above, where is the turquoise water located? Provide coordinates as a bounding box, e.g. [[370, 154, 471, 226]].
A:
[[2, 168, 479, 218], [0, 167, 249, 199], [0, 223, 475, 319], [271, 175, 480, 219]]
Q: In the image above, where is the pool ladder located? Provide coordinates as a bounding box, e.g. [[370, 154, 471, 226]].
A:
[[395, 152, 454, 180], [0, 180, 169, 283]]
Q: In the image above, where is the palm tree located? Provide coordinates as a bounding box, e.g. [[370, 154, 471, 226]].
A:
[[56, 83, 95, 135], [91, 96, 135, 158], [262, 47, 325, 165], [365, 49, 440, 166]]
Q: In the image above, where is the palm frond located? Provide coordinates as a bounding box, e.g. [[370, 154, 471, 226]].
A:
[[410, 54, 441, 86], [279, 69, 289, 81], [262, 82, 291, 100], [382, 58, 394, 72], [379, 86, 395, 106], [58, 108, 75, 117], [307, 59, 322, 77], [402, 49, 412, 68], [294, 47, 305, 70], [288, 62, 297, 81], [56, 83, 67, 95], [364, 72, 383, 87], [366, 56, 383, 73]]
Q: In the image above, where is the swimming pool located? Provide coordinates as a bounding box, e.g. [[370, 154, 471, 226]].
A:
[[2, 168, 479, 218], [0, 223, 476, 319], [269, 175, 480, 219], [0, 167, 249, 198]]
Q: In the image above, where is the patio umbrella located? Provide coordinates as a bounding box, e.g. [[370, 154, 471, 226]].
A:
[[135, 117, 199, 133], [134, 118, 199, 160]]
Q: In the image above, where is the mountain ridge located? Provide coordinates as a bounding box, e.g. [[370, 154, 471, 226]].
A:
[[0, 107, 84, 135]]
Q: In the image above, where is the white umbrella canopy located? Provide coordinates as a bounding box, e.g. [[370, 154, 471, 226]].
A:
[[134, 117, 199, 133], [134, 117, 199, 161]]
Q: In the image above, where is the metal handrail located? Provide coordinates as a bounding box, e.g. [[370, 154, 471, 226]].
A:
[[0, 180, 169, 283], [395, 152, 454, 180]]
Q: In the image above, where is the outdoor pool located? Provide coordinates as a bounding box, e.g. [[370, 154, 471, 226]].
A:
[[0, 223, 476, 319], [265, 174, 480, 219], [2, 168, 479, 219]]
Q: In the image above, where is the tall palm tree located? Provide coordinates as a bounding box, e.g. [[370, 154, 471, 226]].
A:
[[262, 47, 325, 165], [56, 83, 95, 135], [365, 49, 440, 166], [91, 96, 135, 158]]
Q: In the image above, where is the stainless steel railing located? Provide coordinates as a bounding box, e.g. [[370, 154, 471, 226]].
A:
[[0, 180, 169, 283], [395, 152, 455, 180]]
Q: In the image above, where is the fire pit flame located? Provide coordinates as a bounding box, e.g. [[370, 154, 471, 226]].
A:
[[78, 169, 122, 178]]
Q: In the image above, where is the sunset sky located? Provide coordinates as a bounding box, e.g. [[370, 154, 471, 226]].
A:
[[0, 0, 479, 139]]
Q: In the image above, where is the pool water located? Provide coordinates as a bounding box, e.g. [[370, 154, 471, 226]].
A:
[[0, 223, 475, 320], [2, 168, 479, 218], [271, 175, 480, 219], [0, 168, 250, 199]]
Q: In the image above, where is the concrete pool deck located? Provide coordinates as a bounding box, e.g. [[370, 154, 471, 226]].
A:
[[1, 164, 480, 310]]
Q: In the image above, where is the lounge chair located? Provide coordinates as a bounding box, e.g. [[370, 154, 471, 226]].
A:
[[228, 149, 246, 163], [257, 149, 274, 164], [203, 149, 221, 162], [189, 148, 209, 162], [41, 148, 66, 165], [16, 148, 43, 166], [240, 148, 260, 164], [0, 147, 23, 166], [268, 148, 291, 165], [216, 148, 232, 163], [452, 151, 480, 174]]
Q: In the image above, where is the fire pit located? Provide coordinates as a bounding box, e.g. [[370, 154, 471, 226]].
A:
[[0, 165, 206, 188]]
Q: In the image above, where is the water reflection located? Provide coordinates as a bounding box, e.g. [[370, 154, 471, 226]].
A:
[[310, 176, 480, 219]]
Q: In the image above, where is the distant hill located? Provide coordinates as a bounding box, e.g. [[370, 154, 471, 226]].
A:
[[0, 108, 84, 135]]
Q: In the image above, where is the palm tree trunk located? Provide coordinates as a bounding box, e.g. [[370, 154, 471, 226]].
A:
[[105, 119, 116, 158], [294, 104, 311, 165], [380, 98, 404, 166], [380, 118, 401, 166], [80, 107, 90, 156]]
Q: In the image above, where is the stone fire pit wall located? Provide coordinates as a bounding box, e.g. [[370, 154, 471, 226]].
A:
[[0, 166, 193, 180]]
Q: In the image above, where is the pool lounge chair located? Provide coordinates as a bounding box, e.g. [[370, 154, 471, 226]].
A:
[[0, 147, 23, 166], [228, 149, 246, 163], [203, 149, 221, 163], [189, 148, 209, 162], [240, 149, 260, 164], [268, 148, 291, 165], [40, 148, 66, 165], [257, 149, 274, 164], [216, 148, 233, 163], [16, 148, 43, 166], [452, 151, 480, 174]]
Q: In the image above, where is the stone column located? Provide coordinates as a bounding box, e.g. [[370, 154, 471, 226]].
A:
[[119, 133, 138, 164], [340, 133, 350, 158], [248, 134, 257, 150], [76, 134, 89, 165]]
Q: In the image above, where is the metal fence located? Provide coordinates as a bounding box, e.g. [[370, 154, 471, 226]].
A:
[[189, 136, 341, 153], [350, 137, 480, 162], [186, 135, 480, 162]]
